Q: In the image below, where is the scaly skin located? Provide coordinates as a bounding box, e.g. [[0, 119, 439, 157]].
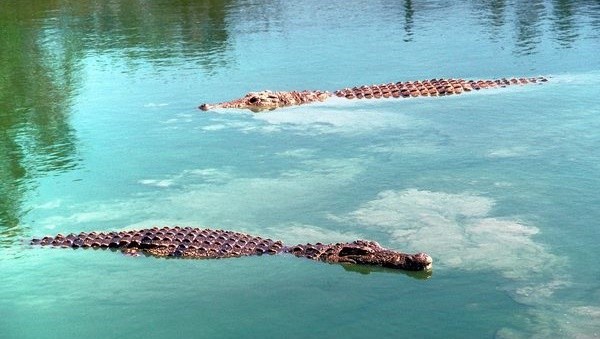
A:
[[199, 76, 548, 112], [286, 240, 432, 271], [31, 226, 432, 272], [199, 90, 331, 112]]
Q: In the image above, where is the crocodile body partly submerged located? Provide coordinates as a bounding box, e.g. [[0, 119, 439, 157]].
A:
[[31, 226, 432, 272], [199, 76, 548, 112]]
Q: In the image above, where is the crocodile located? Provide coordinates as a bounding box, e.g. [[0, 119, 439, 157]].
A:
[[199, 76, 548, 112], [31, 226, 432, 272]]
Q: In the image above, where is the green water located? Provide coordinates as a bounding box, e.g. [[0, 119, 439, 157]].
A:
[[1, 1, 600, 337]]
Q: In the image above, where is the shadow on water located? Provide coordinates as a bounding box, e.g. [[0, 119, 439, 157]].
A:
[[341, 263, 433, 280]]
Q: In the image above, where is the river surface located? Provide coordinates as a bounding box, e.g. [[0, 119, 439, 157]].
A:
[[1, 1, 599, 338]]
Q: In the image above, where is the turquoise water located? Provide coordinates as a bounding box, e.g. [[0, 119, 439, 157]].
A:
[[1, 0, 600, 337]]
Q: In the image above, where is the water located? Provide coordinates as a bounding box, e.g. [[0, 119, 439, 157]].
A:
[[1, 0, 599, 337]]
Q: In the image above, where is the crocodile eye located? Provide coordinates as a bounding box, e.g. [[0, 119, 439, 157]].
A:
[[338, 246, 372, 256], [249, 96, 259, 103]]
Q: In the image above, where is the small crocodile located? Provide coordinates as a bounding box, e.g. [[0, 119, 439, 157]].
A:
[[31, 226, 432, 272], [199, 76, 548, 112]]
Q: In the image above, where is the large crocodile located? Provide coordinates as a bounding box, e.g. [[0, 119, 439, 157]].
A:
[[31, 226, 432, 272], [199, 76, 548, 112]]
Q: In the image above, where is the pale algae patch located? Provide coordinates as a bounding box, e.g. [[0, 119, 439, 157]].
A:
[[339, 189, 598, 337], [36, 157, 366, 234], [487, 146, 536, 158], [138, 167, 235, 188], [263, 223, 362, 246], [199, 120, 257, 133], [250, 106, 414, 135], [32, 199, 63, 210], [341, 189, 553, 277], [138, 178, 175, 188], [275, 148, 317, 159], [360, 142, 442, 156]]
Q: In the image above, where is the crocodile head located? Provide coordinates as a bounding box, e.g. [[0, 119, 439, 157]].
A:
[[290, 240, 432, 271], [241, 91, 282, 111], [199, 91, 284, 112], [200, 90, 331, 112], [337, 240, 433, 271]]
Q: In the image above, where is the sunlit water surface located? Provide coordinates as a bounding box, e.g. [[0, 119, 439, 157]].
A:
[[1, 0, 599, 338]]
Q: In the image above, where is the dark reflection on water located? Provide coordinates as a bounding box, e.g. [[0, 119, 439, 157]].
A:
[[342, 263, 432, 280], [0, 2, 81, 244], [472, 0, 507, 42], [76, 0, 233, 71], [514, 0, 546, 56], [552, 0, 580, 47], [229, 0, 285, 35], [403, 0, 415, 42], [471, 0, 600, 55], [0, 0, 234, 245]]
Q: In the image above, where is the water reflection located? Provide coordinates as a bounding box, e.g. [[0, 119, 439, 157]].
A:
[[472, 0, 507, 41], [403, 0, 415, 42], [385, 0, 596, 53], [471, 0, 599, 55], [0, 2, 80, 244], [552, 0, 580, 48], [228, 0, 285, 35], [0, 0, 234, 243], [514, 0, 546, 55], [80, 0, 233, 71]]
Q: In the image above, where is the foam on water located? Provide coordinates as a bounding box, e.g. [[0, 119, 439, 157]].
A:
[[263, 223, 362, 245]]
